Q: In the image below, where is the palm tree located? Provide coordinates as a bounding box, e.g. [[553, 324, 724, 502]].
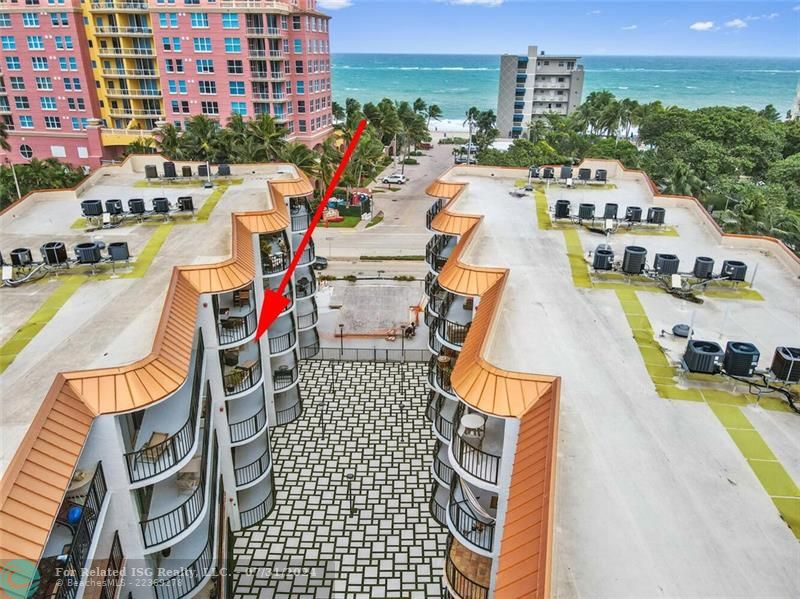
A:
[[155, 124, 184, 160], [331, 101, 346, 123], [245, 114, 286, 161], [662, 161, 704, 196], [0, 120, 10, 152], [280, 141, 318, 178], [183, 115, 221, 162], [413, 98, 427, 115], [232, 137, 264, 164], [426, 104, 443, 129], [124, 138, 156, 156]]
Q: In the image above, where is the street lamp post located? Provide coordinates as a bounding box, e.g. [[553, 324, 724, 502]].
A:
[[338, 323, 344, 358], [4, 158, 21, 201], [345, 473, 356, 517]]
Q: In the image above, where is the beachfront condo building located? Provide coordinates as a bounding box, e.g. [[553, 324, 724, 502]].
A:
[[0, 0, 333, 167], [0, 157, 321, 599], [496, 45, 584, 139]]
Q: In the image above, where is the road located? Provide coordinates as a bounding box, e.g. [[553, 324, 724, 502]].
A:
[[320, 259, 428, 279], [313, 131, 455, 260]]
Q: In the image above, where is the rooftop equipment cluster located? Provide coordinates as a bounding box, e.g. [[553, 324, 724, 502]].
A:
[[528, 165, 609, 187], [80, 195, 194, 228], [552, 198, 666, 231], [145, 161, 231, 186], [1, 239, 131, 286]]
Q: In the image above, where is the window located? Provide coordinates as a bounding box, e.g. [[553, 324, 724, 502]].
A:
[[19, 115, 33, 128], [5, 57, 21, 71], [35, 76, 52, 90], [227, 59, 243, 74], [167, 80, 187, 94], [294, 39, 302, 53], [31, 57, 49, 71], [231, 101, 247, 116], [222, 14, 238, 29], [10, 77, 25, 90], [298, 119, 306, 133], [20, 144, 34, 159], [195, 59, 213, 73], [292, 16, 301, 30], [22, 13, 39, 28], [295, 60, 303, 74], [159, 13, 178, 28], [14, 96, 30, 110], [200, 101, 219, 115], [296, 80, 304, 94], [163, 37, 181, 51], [198, 80, 216, 94], [297, 100, 305, 113], [0, 15, 10, 28], [193, 37, 211, 52], [58, 57, 77, 71], [1, 36, 15, 50], [54, 36, 73, 50], [281, 16, 288, 29], [44, 116, 61, 129], [50, 13, 69, 27], [40, 97, 56, 110], [27, 35, 44, 50], [66, 98, 85, 111], [229, 81, 244, 96], [190, 13, 208, 28], [224, 37, 240, 53], [71, 117, 82, 130]]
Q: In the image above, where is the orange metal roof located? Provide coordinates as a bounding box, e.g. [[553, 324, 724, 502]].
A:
[[426, 180, 481, 238], [435, 226, 506, 297], [0, 172, 312, 564]]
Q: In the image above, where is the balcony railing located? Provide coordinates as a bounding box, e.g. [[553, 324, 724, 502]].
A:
[[429, 483, 447, 527], [91, 1, 148, 11], [291, 212, 311, 232], [268, 329, 296, 355], [102, 68, 159, 78], [425, 271, 436, 296], [445, 536, 489, 599], [240, 479, 276, 528], [274, 396, 302, 425], [295, 275, 316, 299], [426, 234, 454, 272], [98, 531, 124, 599], [262, 252, 289, 275], [125, 336, 204, 483], [229, 394, 267, 444], [234, 446, 271, 487], [95, 26, 153, 35], [451, 409, 501, 486], [50, 463, 108, 599], [448, 477, 495, 552], [273, 364, 298, 391], [433, 441, 454, 486], [428, 354, 455, 397], [98, 47, 156, 58], [248, 49, 269, 58], [299, 329, 320, 360], [427, 198, 444, 230], [437, 315, 471, 348], [298, 239, 316, 266], [296, 300, 318, 330], [217, 307, 257, 346], [221, 357, 262, 397], [105, 88, 161, 98]]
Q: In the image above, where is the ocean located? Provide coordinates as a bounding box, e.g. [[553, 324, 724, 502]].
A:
[[332, 53, 800, 127]]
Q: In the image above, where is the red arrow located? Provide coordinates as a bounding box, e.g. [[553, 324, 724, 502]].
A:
[[255, 118, 368, 340]]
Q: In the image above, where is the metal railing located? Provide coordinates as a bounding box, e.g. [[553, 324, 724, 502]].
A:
[[426, 234, 454, 272], [429, 483, 447, 527], [239, 477, 276, 528], [299, 341, 320, 360], [217, 308, 257, 346], [268, 329, 296, 355], [298, 239, 316, 266], [234, 445, 271, 486], [305, 347, 428, 362], [273, 395, 302, 425], [291, 212, 310, 232], [428, 390, 454, 440], [428, 354, 455, 396], [105, 88, 161, 98], [429, 321, 443, 354], [95, 26, 152, 35], [296, 300, 318, 330], [125, 335, 203, 483], [229, 397, 267, 444], [427, 198, 444, 230], [262, 252, 289, 275], [53, 463, 108, 599], [437, 315, 471, 347], [451, 405, 501, 486], [91, 1, 148, 10], [272, 364, 298, 391], [221, 358, 262, 396], [424, 271, 436, 296], [427, 283, 453, 319], [433, 441, 454, 486], [98, 48, 156, 57], [448, 477, 495, 552], [444, 535, 489, 599], [295, 275, 316, 299], [98, 531, 124, 599], [425, 390, 437, 422], [102, 68, 158, 77]]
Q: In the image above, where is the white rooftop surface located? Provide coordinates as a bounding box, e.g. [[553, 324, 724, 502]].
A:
[[438, 167, 800, 597], [0, 163, 299, 475]]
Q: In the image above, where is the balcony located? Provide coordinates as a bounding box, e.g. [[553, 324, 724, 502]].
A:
[[272, 351, 299, 391], [227, 387, 268, 444], [263, 278, 294, 314], [267, 313, 297, 355], [246, 26, 265, 35], [427, 391, 457, 441], [426, 234, 456, 273], [451, 404, 504, 487], [296, 237, 316, 267], [98, 532, 124, 599], [428, 352, 458, 398], [95, 26, 153, 36], [37, 464, 108, 599], [425, 272, 437, 297], [260, 232, 290, 275], [429, 482, 449, 527], [295, 267, 317, 300], [233, 436, 272, 487], [290, 196, 312, 232], [296, 297, 318, 330], [97, 47, 155, 58], [273, 385, 302, 425], [108, 108, 165, 119], [125, 337, 204, 483], [448, 475, 496, 553], [433, 440, 454, 486], [238, 474, 276, 528], [248, 49, 269, 58], [91, 1, 149, 12], [269, 49, 284, 58], [220, 340, 263, 396], [214, 285, 257, 346], [426, 197, 444, 230], [435, 294, 472, 349], [298, 328, 320, 360], [444, 535, 490, 599], [101, 68, 159, 78], [105, 88, 161, 99], [251, 71, 270, 81], [139, 430, 215, 550]]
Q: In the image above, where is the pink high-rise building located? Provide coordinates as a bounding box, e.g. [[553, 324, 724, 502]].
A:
[[0, 0, 333, 168]]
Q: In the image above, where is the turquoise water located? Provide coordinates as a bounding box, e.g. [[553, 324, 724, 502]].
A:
[[332, 54, 800, 120]]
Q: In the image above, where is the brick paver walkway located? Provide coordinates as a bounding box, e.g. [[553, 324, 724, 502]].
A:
[[232, 360, 447, 599]]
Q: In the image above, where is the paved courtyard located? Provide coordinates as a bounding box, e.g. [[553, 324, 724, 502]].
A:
[[232, 360, 447, 599]]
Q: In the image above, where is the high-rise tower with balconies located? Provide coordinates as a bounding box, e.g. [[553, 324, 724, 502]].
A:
[[0, 0, 333, 167]]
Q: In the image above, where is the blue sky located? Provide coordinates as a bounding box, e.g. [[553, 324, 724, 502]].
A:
[[319, 1, 800, 56]]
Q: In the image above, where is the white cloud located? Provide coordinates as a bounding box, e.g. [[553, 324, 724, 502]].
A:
[[444, 0, 504, 5], [621, 24, 638, 31], [725, 18, 747, 29], [794, 5, 800, 11], [587, 9, 602, 16], [689, 21, 716, 31], [745, 12, 781, 21], [317, 0, 352, 8]]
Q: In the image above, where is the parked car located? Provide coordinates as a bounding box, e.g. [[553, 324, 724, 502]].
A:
[[312, 256, 328, 270], [460, 143, 479, 154], [382, 173, 408, 185], [454, 154, 477, 165]]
